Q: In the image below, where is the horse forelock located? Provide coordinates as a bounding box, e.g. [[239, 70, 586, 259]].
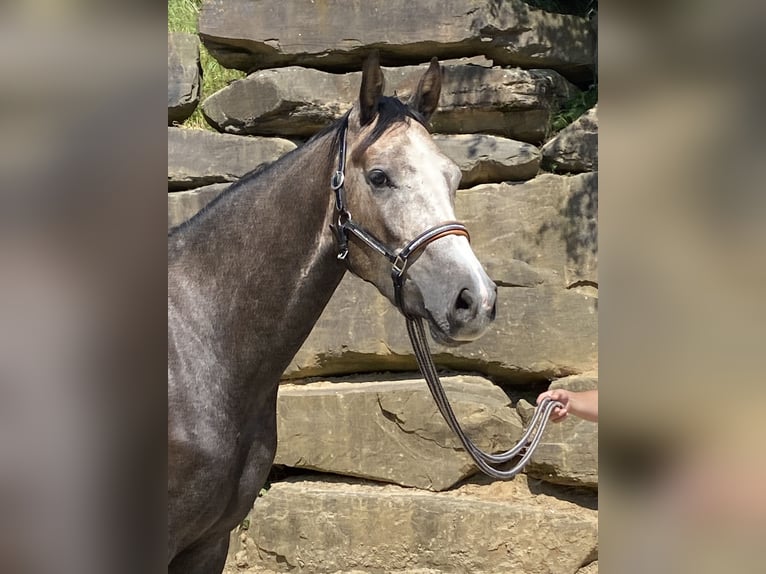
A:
[[352, 97, 426, 161]]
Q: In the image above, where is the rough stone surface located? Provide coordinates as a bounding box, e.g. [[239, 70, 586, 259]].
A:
[[432, 134, 540, 186], [168, 127, 296, 190], [199, 0, 595, 85], [168, 183, 229, 229], [225, 475, 598, 574], [577, 560, 599, 574], [201, 63, 578, 143], [518, 373, 598, 487], [284, 274, 597, 384], [274, 376, 523, 490], [202, 66, 356, 138], [542, 105, 598, 173], [168, 32, 200, 125], [457, 172, 598, 289]]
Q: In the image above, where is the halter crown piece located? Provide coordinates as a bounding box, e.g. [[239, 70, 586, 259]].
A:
[[329, 118, 562, 480]]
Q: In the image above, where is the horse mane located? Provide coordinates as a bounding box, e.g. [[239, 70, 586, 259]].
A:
[[168, 95, 424, 238]]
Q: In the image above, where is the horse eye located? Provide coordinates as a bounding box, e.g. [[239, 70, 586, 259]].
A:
[[367, 169, 389, 188]]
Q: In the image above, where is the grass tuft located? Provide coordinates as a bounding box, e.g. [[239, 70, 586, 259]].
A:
[[550, 84, 597, 135], [168, 0, 200, 34], [169, 0, 245, 130]]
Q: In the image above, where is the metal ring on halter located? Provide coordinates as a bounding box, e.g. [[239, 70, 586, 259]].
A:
[[391, 254, 407, 277], [331, 170, 345, 191]]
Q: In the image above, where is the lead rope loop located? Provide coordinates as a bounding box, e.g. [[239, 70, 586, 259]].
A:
[[406, 317, 563, 479]]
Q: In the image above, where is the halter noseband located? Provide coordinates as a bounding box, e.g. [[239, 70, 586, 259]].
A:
[[329, 118, 470, 314]]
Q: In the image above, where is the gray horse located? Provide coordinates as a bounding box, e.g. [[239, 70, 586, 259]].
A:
[[168, 54, 497, 573]]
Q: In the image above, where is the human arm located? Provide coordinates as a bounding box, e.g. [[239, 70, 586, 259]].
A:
[[536, 388, 598, 422]]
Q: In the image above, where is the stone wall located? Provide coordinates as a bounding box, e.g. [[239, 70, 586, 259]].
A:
[[169, 1, 598, 572]]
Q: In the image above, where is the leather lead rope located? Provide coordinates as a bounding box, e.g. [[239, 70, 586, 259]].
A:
[[406, 317, 563, 479]]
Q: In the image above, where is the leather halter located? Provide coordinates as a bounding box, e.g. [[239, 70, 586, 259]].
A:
[[329, 118, 470, 314]]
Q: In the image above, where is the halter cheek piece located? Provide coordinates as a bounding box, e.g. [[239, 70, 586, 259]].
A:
[[329, 119, 470, 314]]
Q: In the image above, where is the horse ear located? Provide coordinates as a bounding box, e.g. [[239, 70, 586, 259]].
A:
[[410, 57, 442, 122], [359, 51, 385, 126]]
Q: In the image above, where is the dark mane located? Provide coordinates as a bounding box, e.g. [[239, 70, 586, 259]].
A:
[[168, 95, 423, 237]]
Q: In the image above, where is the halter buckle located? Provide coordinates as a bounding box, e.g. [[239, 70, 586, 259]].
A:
[[330, 171, 345, 191]]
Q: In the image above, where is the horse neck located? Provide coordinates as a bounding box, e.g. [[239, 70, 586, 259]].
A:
[[169, 131, 345, 384]]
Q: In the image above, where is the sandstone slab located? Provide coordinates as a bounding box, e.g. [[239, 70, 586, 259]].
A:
[[518, 373, 598, 488], [201, 63, 578, 143], [432, 134, 540, 186], [542, 105, 598, 173], [274, 376, 523, 490], [199, 0, 595, 85], [168, 127, 296, 190], [168, 183, 229, 229], [285, 275, 597, 384], [227, 475, 598, 574], [168, 32, 200, 125], [457, 172, 598, 288]]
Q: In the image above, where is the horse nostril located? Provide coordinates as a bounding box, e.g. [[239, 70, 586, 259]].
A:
[[490, 299, 497, 321], [455, 288, 474, 312]]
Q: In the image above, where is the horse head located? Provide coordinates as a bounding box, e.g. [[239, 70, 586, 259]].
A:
[[334, 53, 497, 346]]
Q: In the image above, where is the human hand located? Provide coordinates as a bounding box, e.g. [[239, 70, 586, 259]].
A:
[[536, 388, 571, 422], [536, 388, 598, 423]]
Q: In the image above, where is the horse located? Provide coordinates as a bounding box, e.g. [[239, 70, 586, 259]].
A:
[[168, 53, 497, 573]]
